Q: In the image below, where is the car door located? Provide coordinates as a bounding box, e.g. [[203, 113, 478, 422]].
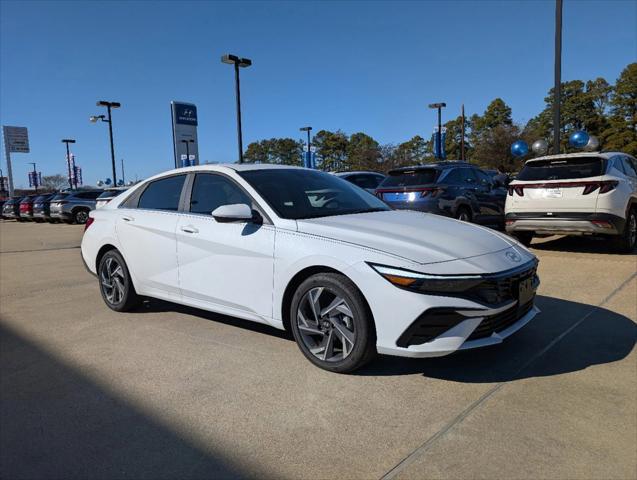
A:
[[116, 174, 187, 297], [176, 172, 276, 321], [474, 168, 506, 222]]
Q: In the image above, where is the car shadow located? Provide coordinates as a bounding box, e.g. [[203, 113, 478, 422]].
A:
[[135, 298, 293, 341], [357, 295, 636, 381], [133, 295, 635, 384], [0, 322, 252, 479], [531, 234, 636, 255]]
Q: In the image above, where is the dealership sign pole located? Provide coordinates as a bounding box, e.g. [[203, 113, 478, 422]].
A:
[[2, 126, 30, 197]]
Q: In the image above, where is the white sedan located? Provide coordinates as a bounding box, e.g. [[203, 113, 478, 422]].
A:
[[81, 164, 540, 373]]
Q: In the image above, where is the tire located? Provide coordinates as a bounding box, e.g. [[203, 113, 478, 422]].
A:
[[612, 209, 637, 253], [514, 231, 534, 247], [290, 273, 376, 373], [97, 249, 141, 312], [455, 206, 472, 223], [73, 209, 90, 224]]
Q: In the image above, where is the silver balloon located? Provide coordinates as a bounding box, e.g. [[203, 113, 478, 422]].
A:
[[96, 180, 104, 187], [584, 136, 599, 151], [531, 139, 548, 156]]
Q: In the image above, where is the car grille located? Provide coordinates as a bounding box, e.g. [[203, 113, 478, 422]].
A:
[[467, 263, 538, 305], [467, 300, 534, 340]]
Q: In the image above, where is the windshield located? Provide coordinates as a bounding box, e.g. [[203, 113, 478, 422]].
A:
[[517, 157, 606, 181], [239, 169, 390, 220], [51, 193, 69, 201], [380, 168, 439, 188]]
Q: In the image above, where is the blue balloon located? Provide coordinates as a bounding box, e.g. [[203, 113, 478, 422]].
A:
[[105, 178, 112, 185], [569, 130, 590, 148], [511, 140, 529, 158]]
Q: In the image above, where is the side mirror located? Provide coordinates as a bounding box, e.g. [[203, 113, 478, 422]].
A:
[[211, 203, 255, 223]]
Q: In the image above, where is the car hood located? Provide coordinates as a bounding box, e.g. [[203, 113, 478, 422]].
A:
[[296, 210, 515, 265]]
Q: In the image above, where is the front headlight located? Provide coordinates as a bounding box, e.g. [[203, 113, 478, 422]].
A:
[[369, 264, 484, 293]]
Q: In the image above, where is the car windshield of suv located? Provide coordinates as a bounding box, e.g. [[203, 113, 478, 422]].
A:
[[98, 190, 122, 199], [380, 168, 439, 188], [239, 169, 390, 220], [51, 193, 69, 201], [517, 157, 606, 181]]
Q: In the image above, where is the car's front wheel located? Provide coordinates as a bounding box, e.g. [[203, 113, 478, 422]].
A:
[[290, 273, 376, 373], [73, 208, 90, 224], [98, 249, 141, 312]]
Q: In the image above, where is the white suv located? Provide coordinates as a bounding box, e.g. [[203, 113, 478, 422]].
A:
[[505, 152, 637, 252]]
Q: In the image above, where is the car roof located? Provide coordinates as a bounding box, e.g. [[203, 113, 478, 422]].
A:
[[388, 161, 472, 174], [524, 151, 626, 164], [334, 171, 385, 177]]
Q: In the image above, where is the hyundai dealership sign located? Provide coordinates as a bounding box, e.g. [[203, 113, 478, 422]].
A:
[[171, 101, 199, 168]]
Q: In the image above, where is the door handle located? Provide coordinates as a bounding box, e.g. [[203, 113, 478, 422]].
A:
[[180, 225, 199, 234], [121, 215, 134, 222]]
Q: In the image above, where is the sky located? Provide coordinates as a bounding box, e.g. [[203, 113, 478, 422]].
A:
[[1, 0, 635, 188]]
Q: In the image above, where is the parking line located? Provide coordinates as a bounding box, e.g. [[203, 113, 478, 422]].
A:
[[379, 271, 637, 480], [0, 246, 80, 254]]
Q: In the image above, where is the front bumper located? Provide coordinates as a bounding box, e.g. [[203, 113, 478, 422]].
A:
[[505, 212, 625, 236], [50, 210, 72, 220]]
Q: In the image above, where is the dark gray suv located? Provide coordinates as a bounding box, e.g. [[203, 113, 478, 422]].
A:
[[375, 162, 507, 227], [49, 190, 103, 224]]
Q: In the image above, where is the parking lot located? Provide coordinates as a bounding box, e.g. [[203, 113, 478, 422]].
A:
[[0, 220, 635, 479]]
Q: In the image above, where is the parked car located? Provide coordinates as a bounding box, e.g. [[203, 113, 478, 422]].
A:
[[375, 162, 507, 227], [50, 190, 103, 224], [19, 195, 38, 221], [96, 187, 129, 209], [505, 152, 637, 251], [82, 164, 539, 373], [1, 196, 24, 220], [32, 193, 56, 222], [334, 171, 386, 193]]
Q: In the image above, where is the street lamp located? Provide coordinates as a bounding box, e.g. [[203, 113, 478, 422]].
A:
[[300, 126, 312, 167], [181, 139, 194, 166], [553, 0, 563, 154], [90, 100, 121, 185], [61, 139, 76, 189], [221, 54, 252, 163], [428, 102, 446, 160]]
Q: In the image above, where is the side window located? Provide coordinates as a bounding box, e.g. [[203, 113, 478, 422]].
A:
[[621, 157, 637, 178], [189, 173, 251, 215], [474, 169, 492, 185], [440, 169, 462, 184], [138, 175, 186, 211], [78, 191, 102, 200]]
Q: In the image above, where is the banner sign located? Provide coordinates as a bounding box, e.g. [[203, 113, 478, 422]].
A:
[[171, 101, 199, 168], [28, 171, 41, 188], [3, 126, 29, 153]]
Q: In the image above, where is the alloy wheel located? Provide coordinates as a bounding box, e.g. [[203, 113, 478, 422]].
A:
[[296, 287, 356, 362], [75, 210, 89, 224], [100, 256, 126, 305]]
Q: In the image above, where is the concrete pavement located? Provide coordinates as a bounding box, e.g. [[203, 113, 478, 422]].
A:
[[1, 221, 635, 479]]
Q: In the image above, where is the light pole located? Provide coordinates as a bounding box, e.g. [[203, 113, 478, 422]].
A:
[[221, 54, 252, 163], [121, 158, 125, 185], [0, 167, 5, 195], [300, 126, 312, 167], [181, 139, 194, 166], [428, 102, 446, 160], [553, 0, 563, 154], [90, 100, 121, 185], [61, 139, 76, 189]]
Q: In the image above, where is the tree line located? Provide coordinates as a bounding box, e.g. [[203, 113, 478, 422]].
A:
[[244, 62, 636, 173]]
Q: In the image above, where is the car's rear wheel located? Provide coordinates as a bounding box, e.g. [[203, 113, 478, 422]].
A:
[[612, 208, 637, 253], [98, 250, 141, 312], [455, 206, 472, 223], [73, 209, 90, 224], [290, 273, 376, 373]]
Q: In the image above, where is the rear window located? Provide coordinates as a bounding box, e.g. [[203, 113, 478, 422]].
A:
[[517, 157, 606, 181], [380, 169, 439, 188]]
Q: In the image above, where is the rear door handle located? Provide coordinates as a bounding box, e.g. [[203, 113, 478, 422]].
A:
[[180, 225, 199, 234], [121, 215, 134, 222]]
